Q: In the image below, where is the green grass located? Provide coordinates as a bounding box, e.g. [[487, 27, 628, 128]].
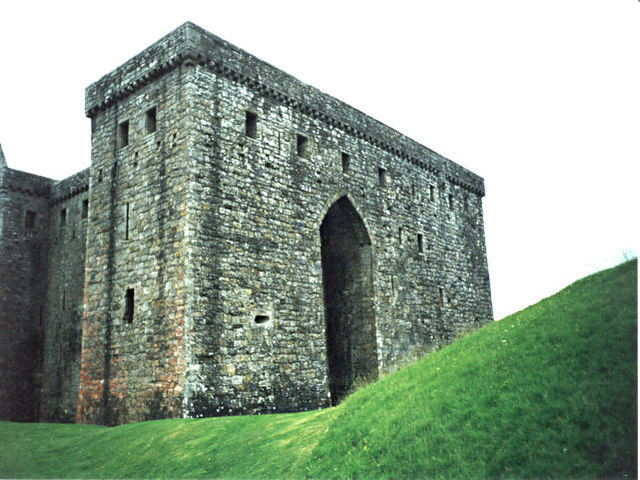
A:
[[1, 260, 636, 479]]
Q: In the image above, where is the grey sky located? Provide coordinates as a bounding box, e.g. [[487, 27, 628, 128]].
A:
[[0, 0, 637, 319]]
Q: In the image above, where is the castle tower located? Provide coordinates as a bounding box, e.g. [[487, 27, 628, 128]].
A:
[[0, 144, 52, 421], [76, 23, 492, 424]]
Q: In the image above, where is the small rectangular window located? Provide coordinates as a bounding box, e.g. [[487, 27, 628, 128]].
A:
[[378, 167, 388, 187], [119, 120, 129, 148], [429, 185, 435, 201], [245, 111, 257, 139], [341, 152, 350, 173], [418, 234, 424, 253], [146, 107, 157, 134], [438, 288, 444, 308], [60, 208, 67, 227], [25, 210, 37, 230], [448, 194, 453, 209], [124, 288, 134, 324], [82, 200, 88, 219], [296, 134, 309, 158], [98, 168, 103, 182], [398, 227, 403, 243], [125, 203, 130, 240]]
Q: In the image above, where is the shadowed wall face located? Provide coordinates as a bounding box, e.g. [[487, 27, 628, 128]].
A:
[[321, 196, 378, 404]]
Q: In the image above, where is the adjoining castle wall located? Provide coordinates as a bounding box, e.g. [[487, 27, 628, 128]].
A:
[[0, 164, 52, 421], [40, 170, 89, 422]]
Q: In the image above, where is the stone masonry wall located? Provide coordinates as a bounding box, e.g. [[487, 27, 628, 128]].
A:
[[181, 61, 492, 415], [77, 66, 192, 425], [0, 165, 52, 421], [40, 169, 89, 422]]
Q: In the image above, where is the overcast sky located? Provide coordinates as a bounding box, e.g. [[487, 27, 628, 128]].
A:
[[1, 1, 637, 319]]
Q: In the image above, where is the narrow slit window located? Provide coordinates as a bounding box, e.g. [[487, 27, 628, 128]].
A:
[[398, 227, 403, 243], [125, 203, 130, 240], [124, 289, 135, 324], [245, 111, 257, 139], [25, 210, 37, 230], [146, 107, 157, 134], [62, 291, 67, 311], [98, 168, 103, 182], [429, 185, 435, 201], [418, 234, 424, 253], [60, 208, 67, 227], [378, 167, 388, 187], [448, 194, 453, 210], [119, 120, 129, 148], [82, 199, 88, 219], [296, 134, 309, 158], [341, 152, 350, 173], [438, 288, 444, 308]]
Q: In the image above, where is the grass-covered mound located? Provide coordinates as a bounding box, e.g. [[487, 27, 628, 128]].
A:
[[0, 259, 636, 479]]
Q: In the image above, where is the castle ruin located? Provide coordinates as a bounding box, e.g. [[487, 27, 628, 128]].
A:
[[0, 22, 492, 425]]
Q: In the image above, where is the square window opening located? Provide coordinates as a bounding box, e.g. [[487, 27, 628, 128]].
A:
[[25, 210, 37, 230], [146, 107, 157, 134], [118, 120, 129, 148], [296, 134, 309, 158], [245, 111, 257, 139], [341, 152, 350, 173], [378, 167, 388, 187]]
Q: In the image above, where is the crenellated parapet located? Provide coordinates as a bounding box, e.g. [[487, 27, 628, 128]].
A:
[[85, 22, 484, 196]]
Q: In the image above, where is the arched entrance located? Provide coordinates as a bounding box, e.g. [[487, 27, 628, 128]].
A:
[[320, 196, 378, 405]]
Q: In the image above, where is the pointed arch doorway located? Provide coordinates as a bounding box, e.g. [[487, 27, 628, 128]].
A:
[[320, 196, 378, 405]]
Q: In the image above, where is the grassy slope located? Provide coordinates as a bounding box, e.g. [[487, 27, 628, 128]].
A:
[[0, 260, 636, 479]]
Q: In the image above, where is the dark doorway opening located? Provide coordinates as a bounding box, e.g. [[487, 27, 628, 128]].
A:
[[320, 196, 378, 405]]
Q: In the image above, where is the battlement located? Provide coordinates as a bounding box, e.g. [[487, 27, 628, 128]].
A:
[[0, 167, 53, 198], [50, 168, 89, 206], [85, 22, 484, 196]]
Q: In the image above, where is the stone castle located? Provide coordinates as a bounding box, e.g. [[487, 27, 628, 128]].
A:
[[0, 22, 492, 425]]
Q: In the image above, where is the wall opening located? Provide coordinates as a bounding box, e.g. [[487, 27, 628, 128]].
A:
[[378, 167, 388, 187], [118, 121, 129, 148], [296, 134, 309, 158], [125, 203, 130, 240], [341, 152, 350, 173], [60, 208, 66, 227], [25, 210, 37, 230], [146, 107, 157, 134], [320, 196, 378, 405], [254, 314, 270, 325], [418, 233, 424, 253], [82, 200, 88, 219], [124, 289, 134, 324], [245, 111, 257, 139]]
